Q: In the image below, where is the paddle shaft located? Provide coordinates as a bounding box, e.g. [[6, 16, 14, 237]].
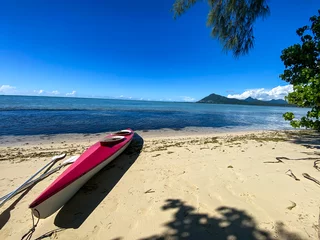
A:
[[0, 156, 78, 202], [0, 154, 66, 207]]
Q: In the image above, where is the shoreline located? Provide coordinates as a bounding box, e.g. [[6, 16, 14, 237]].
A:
[[1, 129, 320, 239], [0, 126, 297, 146]]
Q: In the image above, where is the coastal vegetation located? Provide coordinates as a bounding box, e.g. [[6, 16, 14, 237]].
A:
[[281, 11, 320, 131]]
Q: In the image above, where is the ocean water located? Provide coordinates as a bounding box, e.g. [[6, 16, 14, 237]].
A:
[[0, 95, 307, 136]]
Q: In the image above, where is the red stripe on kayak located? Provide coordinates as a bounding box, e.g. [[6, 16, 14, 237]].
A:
[[29, 129, 133, 208]]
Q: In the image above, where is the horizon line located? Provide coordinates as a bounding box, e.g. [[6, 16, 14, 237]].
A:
[[0, 94, 198, 103]]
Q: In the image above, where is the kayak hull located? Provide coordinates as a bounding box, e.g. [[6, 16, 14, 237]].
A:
[[30, 130, 133, 219]]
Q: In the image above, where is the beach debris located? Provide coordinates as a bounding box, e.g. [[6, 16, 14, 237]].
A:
[[285, 169, 300, 181], [264, 157, 284, 164], [34, 228, 64, 239], [277, 156, 320, 161], [287, 201, 297, 210], [200, 147, 209, 150], [167, 151, 174, 154], [227, 165, 234, 168], [145, 189, 155, 194], [265, 156, 320, 164], [302, 173, 320, 186], [314, 160, 320, 171], [313, 224, 319, 235], [152, 154, 161, 157]]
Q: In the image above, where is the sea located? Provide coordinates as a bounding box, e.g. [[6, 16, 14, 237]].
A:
[[0, 95, 307, 136]]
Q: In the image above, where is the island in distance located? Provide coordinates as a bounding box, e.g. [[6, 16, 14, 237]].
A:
[[197, 93, 294, 107]]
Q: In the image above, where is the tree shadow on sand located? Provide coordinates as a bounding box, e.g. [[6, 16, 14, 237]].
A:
[[54, 133, 143, 229], [287, 131, 320, 150], [139, 199, 306, 240]]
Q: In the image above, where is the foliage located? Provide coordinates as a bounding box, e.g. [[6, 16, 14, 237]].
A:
[[172, 0, 270, 56], [281, 10, 320, 130]]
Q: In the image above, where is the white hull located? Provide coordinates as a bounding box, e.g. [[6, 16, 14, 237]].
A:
[[31, 139, 132, 219]]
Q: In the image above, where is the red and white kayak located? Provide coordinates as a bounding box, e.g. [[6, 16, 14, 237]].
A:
[[29, 129, 134, 219]]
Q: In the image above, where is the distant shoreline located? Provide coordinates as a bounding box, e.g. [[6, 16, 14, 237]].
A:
[[197, 93, 296, 107], [196, 101, 298, 108]]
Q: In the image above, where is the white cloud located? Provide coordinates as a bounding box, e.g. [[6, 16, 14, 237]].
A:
[[33, 89, 44, 94], [117, 95, 135, 100], [0, 85, 16, 94], [227, 85, 293, 101], [0, 86, 65, 97], [66, 90, 76, 96], [180, 96, 196, 102]]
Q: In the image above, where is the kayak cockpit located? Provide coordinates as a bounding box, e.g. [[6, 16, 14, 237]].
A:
[[100, 136, 125, 145], [112, 129, 132, 136]]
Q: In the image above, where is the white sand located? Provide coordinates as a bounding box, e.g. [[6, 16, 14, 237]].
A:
[[0, 130, 320, 239]]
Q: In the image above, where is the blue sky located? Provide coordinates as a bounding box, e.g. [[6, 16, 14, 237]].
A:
[[0, 0, 319, 101]]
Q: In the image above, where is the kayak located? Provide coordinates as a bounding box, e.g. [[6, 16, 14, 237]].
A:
[[29, 129, 134, 219]]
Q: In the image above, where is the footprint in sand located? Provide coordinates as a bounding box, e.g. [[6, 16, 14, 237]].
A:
[[234, 171, 246, 183], [91, 225, 101, 236], [239, 192, 256, 203]]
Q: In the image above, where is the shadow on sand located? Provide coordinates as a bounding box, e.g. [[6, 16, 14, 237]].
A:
[[54, 133, 143, 229], [139, 199, 306, 240], [0, 187, 33, 230], [288, 131, 320, 150]]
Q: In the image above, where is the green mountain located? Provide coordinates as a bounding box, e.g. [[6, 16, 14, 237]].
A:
[[197, 93, 292, 106]]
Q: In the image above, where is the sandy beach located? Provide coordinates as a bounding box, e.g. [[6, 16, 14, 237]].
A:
[[0, 129, 320, 240]]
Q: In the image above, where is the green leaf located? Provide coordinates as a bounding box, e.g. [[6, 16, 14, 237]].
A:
[[281, 10, 320, 131]]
